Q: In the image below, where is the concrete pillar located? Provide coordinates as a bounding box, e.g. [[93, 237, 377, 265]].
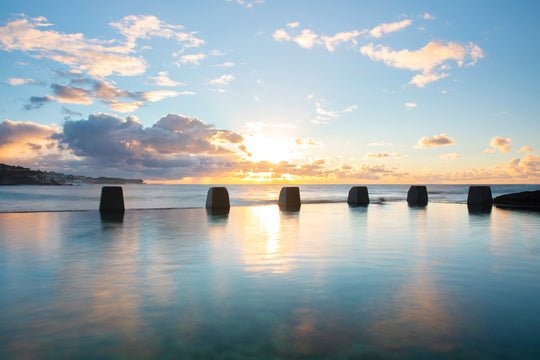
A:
[[467, 186, 492, 207], [407, 185, 428, 206], [348, 186, 369, 206], [99, 186, 125, 213], [278, 186, 301, 211], [206, 187, 230, 214]]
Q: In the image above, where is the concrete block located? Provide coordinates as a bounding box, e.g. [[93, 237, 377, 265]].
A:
[[206, 187, 230, 214], [467, 186, 492, 207], [348, 186, 369, 206], [99, 186, 125, 213], [278, 186, 301, 211], [407, 185, 428, 205]]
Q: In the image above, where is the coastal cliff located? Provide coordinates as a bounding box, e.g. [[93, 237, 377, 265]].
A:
[[0, 163, 144, 185]]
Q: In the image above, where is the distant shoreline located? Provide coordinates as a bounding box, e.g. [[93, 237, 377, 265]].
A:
[[0, 163, 144, 186]]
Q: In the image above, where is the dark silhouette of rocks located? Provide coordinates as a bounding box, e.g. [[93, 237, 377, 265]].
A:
[[0, 163, 143, 185], [493, 190, 540, 210]]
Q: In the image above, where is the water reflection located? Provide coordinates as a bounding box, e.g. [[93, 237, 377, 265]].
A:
[[1, 203, 540, 358]]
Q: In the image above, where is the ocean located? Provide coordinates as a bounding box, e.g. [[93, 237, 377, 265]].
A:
[[1, 184, 540, 359], [1, 183, 539, 213]]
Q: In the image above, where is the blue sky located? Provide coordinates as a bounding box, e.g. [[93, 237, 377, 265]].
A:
[[0, 0, 538, 183]]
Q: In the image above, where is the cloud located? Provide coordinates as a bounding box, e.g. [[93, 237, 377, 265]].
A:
[[0, 119, 58, 146], [321, 31, 362, 52], [138, 90, 190, 102], [294, 29, 320, 49], [367, 19, 413, 38], [291, 137, 323, 148], [368, 141, 393, 146], [208, 74, 234, 86], [365, 152, 406, 158], [177, 53, 207, 66], [422, 13, 435, 20], [408, 72, 449, 87], [274, 19, 412, 52], [216, 61, 235, 68], [415, 133, 456, 148], [52, 113, 247, 172], [485, 137, 511, 153], [517, 145, 534, 152], [27, 78, 194, 113], [0, 15, 203, 78], [147, 71, 184, 86], [51, 84, 93, 104], [405, 102, 417, 108], [225, 0, 264, 9], [109, 15, 204, 52], [273, 29, 292, 42], [23, 95, 54, 110], [440, 153, 461, 160], [8, 78, 34, 86], [312, 101, 358, 124], [360, 40, 484, 87]]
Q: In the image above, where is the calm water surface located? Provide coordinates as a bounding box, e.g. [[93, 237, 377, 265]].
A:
[[1, 202, 540, 359]]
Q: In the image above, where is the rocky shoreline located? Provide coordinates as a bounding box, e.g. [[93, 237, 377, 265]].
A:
[[0, 163, 144, 185]]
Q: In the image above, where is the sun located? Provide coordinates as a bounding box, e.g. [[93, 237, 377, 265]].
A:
[[243, 135, 302, 164]]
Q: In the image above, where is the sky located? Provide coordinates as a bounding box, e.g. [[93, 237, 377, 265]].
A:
[[0, 0, 539, 184]]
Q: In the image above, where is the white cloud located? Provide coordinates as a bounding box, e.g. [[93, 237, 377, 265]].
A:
[[415, 133, 456, 148], [367, 19, 413, 38], [409, 72, 449, 87], [321, 30, 362, 52], [216, 61, 235, 68], [177, 53, 207, 66], [422, 13, 435, 20], [405, 102, 417, 108], [139, 90, 193, 102], [110, 15, 204, 51], [147, 71, 184, 86], [226, 0, 264, 8], [287, 22, 300, 28], [8, 78, 34, 86], [440, 153, 461, 160], [0, 15, 204, 79], [312, 101, 358, 124], [273, 28, 292, 42], [208, 74, 234, 86], [253, 96, 260, 103], [360, 40, 483, 87], [294, 29, 320, 49]]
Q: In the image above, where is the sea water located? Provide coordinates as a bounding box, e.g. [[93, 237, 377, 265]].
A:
[[1, 185, 540, 359], [1, 184, 539, 212]]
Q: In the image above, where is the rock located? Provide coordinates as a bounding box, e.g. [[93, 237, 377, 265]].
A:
[[407, 185, 428, 206], [467, 186, 492, 207], [206, 187, 230, 214], [493, 190, 540, 210], [99, 186, 125, 213], [348, 186, 369, 206], [278, 186, 301, 211]]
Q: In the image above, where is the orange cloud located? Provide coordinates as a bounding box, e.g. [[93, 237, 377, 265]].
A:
[[415, 133, 456, 148], [485, 137, 511, 153]]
